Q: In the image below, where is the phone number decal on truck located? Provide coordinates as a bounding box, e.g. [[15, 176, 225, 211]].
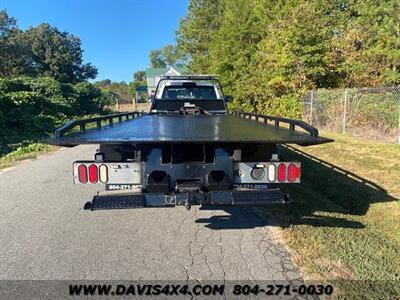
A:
[[106, 184, 140, 191]]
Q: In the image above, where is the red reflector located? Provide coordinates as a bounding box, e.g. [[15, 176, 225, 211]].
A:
[[88, 164, 98, 183], [277, 164, 286, 182], [295, 165, 301, 180], [288, 163, 296, 182], [78, 165, 87, 183]]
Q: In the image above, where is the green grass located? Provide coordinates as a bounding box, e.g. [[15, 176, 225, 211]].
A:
[[0, 143, 58, 170], [263, 133, 400, 298]]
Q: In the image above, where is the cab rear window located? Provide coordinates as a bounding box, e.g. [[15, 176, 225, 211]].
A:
[[162, 86, 217, 100]]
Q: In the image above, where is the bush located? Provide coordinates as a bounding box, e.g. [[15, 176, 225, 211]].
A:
[[0, 76, 114, 155], [2, 143, 48, 161]]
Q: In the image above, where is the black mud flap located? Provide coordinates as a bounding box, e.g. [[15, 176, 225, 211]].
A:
[[85, 189, 288, 211]]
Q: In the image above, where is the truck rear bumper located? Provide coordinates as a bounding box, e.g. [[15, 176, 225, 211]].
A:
[[86, 189, 288, 211]]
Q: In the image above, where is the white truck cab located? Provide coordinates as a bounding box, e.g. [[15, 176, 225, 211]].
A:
[[150, 75, 230, 114]]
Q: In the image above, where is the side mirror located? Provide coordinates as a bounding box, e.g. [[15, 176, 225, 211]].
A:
[[224, 95, 233, 102], [150, 94, 155, 103]]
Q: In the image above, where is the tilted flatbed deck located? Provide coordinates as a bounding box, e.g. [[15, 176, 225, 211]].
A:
[[46, 112, 333, 146], [44, 75, 334, 210]]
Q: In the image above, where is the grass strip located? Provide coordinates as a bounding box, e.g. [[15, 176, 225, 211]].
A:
[[0, 143, 58, 170], [262, 133, 400, 298]]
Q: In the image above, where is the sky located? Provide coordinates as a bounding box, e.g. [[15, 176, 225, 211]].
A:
[[0, 0, 188, 82]]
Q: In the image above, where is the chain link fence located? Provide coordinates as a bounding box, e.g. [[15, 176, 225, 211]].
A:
[[301, 86, 400, 144]]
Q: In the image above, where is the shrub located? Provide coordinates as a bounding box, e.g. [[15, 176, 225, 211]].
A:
[[0, 76, 113, 155]]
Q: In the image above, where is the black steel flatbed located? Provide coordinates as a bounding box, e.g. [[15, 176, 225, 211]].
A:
[[46, 112, 333, 146]]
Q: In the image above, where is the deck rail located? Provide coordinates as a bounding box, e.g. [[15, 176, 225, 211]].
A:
[[55, 111, 145, 138], [231, 111, 319, 137]]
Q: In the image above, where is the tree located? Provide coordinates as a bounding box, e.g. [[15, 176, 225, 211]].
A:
[[0, 10, 33, 77], [149, 49, 167, 68], [0, 12, 112, 155], [25, 23, 97, 83], [0, 11, 98, 83], [0, 76, 113, 154], [130, 70, 147, 102], [172, 0, 398, 116], [336, 0, 400, 86], [234, 0, 340, 115], [95, 80, 132, 104], [162, 44, 186, 66], [176, 0, 225, 73], [209, 0, 263, 97], [133, 70, 146, 82], [0, 10, 17, 37], [149, 44, 186, 68]]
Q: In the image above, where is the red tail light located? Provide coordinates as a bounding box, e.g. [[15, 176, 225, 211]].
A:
[[295, 165, 301, 180], [78, 164, 87, 183], [88, 164, 98, 183], [287, 163, 296, 182], [277, 163, 286, 182]]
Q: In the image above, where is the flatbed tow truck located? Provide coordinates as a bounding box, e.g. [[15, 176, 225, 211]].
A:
[[46, 75, 333, 210]]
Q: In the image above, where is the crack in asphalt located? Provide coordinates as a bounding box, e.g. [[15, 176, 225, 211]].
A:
[[253, 229, 275, 280], [239, 230, 256, 281], [182, 208, 301, 283], [185, 208, 201, 281], [142, 258, 158, 280], [200, 231, 214, 278], [157, 241, 189, 277], [218, 230, 227, 285]]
